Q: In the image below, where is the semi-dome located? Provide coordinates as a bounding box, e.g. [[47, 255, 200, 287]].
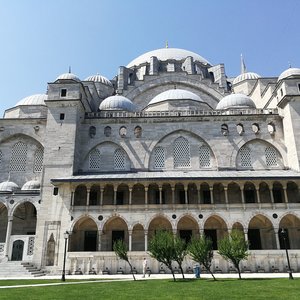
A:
[[127, 48, 210, 68], [148, 89, 202, 106], [233, 72, 261, 85], [21, 180, 40, 191], [278, 68, 300, 81], [0, 181, 19, 192], [84, 74, 113, 86], [216, 93, 256, 110], [15, 94, 47, 106], [100, 95, 136, 112], [55, 72, 80, 82]]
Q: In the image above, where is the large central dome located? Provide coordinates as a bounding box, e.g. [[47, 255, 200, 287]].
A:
[[127, 48, 210, 68]]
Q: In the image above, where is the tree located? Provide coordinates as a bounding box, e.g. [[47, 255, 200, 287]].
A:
[[218, 230, 249, 279], [188, 235, 216, 280], [173, 235, 188, 279], [113, 239, 136, 280], [148, 230, 176, 281]]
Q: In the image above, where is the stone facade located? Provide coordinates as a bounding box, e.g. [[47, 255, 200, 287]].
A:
[[0, 47, 300, 275]]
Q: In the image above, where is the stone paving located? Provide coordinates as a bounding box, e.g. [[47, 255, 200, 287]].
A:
[[0, 272, 299, 289]]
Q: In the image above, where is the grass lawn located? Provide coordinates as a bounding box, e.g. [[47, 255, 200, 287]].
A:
[[0, 278, 299, 300]]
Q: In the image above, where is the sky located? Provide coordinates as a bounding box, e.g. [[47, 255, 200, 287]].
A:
[[0, 0, 300, 116]]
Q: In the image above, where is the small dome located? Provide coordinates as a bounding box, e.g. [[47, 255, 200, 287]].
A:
[[21, 180, 40, 191], [100, 95, 136, 112], [233, 72, 261, 85], [216, 93, 256, 110], [56, 72, 80, 82], [0, 181, 19, 192], [148, 89, 202, 106], [84, 74, 113, 86], [127, 48, 210, 68], [278, 68, 300, 81], [15, 94, 47, 107]]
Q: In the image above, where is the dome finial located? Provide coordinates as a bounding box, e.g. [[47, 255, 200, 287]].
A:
[[165, 40, 169, 48], [288, 61, 292, 68], [240, 54, 247, 74], [68, 66, 71, 74]]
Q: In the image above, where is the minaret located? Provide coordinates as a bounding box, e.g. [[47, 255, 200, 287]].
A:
[[240, 54, 247, 74]]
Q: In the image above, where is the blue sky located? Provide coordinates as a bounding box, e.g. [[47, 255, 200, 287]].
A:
[[0, 0, 299, 116]]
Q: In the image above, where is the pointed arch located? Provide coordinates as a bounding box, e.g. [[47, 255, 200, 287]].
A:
[[248, 214, 276, 250], [11, 202, 37, 235], [70, 216, 98, 251], [101, 216, 129, 251]]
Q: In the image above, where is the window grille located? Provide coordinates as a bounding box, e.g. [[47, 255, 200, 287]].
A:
[[89, 148, 101, 169], [265, 146, 278, 166], [173, 137, 191, 168], [10, 142, 27, 172], [34, 148, 44, 172], [114, 148, 125, 170], [199, 145, 211, 167], [240, 146, 252, 167], [154, 147, 165, 169]]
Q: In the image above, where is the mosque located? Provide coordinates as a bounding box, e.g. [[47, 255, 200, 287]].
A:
[[0, 46, 300, 276]]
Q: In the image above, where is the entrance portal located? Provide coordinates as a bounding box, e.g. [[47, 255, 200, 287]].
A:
[[11, 240, 24, 261]]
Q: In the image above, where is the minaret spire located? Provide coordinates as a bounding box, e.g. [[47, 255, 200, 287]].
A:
[[240, 54, 247, 74]]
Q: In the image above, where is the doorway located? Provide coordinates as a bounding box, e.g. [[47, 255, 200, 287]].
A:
[[11, 240, 24, 261]]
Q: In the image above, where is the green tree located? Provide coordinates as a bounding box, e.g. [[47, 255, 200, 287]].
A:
[[188, 235, 216, 280], [173, 235, 188, 279], [218, 230, 249, 279], [148, 230, 176, 281], [113, 239, 136, 280]]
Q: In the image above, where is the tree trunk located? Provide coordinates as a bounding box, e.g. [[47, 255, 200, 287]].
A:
[[167, 264, 176, 282], [236, 264, 241, 280], [204, 264, 216, 281], [179, 264, 185, 279], [127, 260, 136, 281]]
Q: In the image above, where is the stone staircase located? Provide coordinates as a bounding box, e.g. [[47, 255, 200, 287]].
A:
[[0, 261, 47, 277]]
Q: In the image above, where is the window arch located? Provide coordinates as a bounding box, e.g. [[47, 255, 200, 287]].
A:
[[239, 146, 252, 168], [10, 142, 27, 172], [89, 148, 101, 169], [154, 147, 165, 169], [134, 126, 142, 138], [104, 126, 111, 137], [265, 146, 278, 167], [199, 145, 211, 167], [173, 137, 191, 168], [114, 148, 125, 170], [34, 148, 44, 172]]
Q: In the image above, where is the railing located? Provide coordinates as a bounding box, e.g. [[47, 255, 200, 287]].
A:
[[85, 108, 278, 119], [71, 202, 289, 212]]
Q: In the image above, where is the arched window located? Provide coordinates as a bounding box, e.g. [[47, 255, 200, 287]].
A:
[[34, 148, 44, 172], [10, 142, 27, 172], [173, 137, 191, 168], [154, 147, 165, 169], [265, 146, 278, 167], [114, 149, 125, 170], [239, 146, 252, 168], [89, 148, 101, 169], [199, 145, 211, 168], [104, 126, 111, 137], [134, 126, 142, 138]]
